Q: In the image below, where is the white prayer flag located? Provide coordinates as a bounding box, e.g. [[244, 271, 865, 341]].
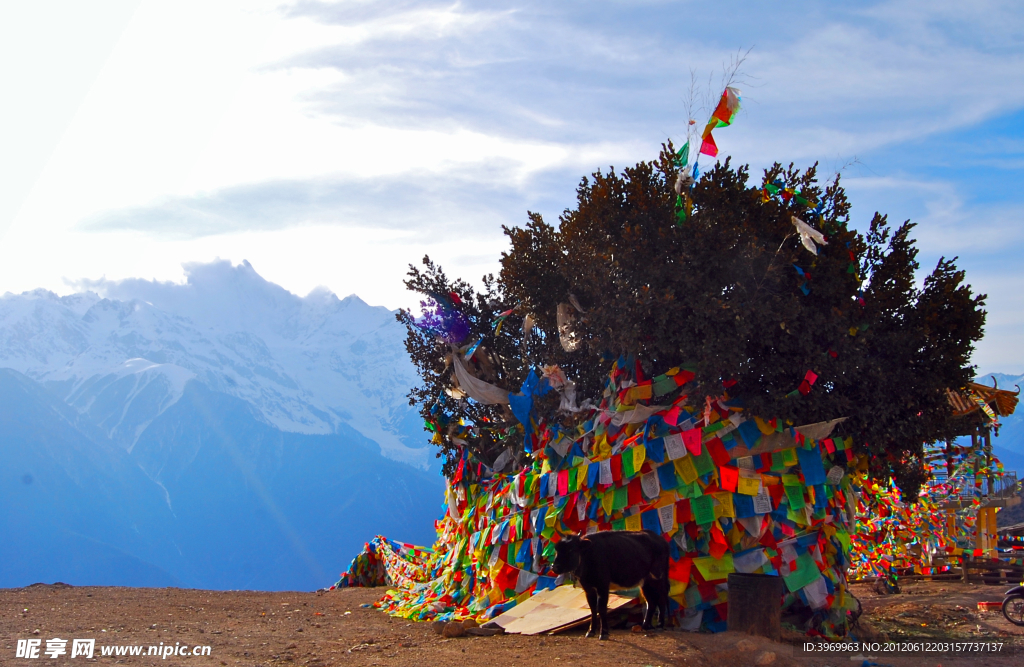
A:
[[753, 486, 773, 514], [641, 470, 661, 499], [658, 504, 675, 533], [664, 433, 687, 460]]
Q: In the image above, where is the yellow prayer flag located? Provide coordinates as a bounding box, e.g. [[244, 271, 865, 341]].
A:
[[675, 456, 698, 484], [601, 489, 614, 516], [693, 553, 735, 580], [787, 504, 809, 527], [754, 416, 775, 434], [712, 491, 735, 518], [654, 491, 676, 508], [575, 463, 587, 490], [625, 513, 642, 532], [633, 444, 646, 471], [737, 475, 760, 496]]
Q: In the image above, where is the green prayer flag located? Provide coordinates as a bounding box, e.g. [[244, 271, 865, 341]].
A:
[[652, 374, 678, 397], [622, 450, 636, 479], [783, 553, 821, 592], [835, 529, 851, 555], [684, 583, 702, 608], [691, 495, 716, 525], [675, 142, 689, 167], [784, 483, 806, 510], [703, 420, 725, 434], [613, 485, 629, 511], [693, 448, 715, 477], [787, 504, 808, 526]]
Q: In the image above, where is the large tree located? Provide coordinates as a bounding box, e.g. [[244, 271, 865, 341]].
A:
[[400, 145, 985, 494]]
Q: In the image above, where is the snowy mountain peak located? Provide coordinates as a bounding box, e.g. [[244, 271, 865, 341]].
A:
[[0, 261, 428, 466]]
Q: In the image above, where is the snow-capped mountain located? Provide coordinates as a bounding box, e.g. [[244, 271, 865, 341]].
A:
[[0, 259, 428, 467], [0, 260, 442, 590]]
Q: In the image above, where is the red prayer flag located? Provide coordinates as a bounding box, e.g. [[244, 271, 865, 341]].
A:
[[706, 437, 731, 466], [682, 428, 702, 456], [627, 478, 643, 506], [720, 465, 739, 492], [709, 522, 728, 560], [712, 95, 733, 124], [664, 405, 682, 426], [669, 556, 693, 583], [699, 134, 718, 157], [676, 498, 693, 523], [495, 563, 518, 592], [675, 370, 695, 385], [610, 454, 623, 481]]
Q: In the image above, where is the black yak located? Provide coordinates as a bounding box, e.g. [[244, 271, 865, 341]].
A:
[[551, 530, 669, 639]]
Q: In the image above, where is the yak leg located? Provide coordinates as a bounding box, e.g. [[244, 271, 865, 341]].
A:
[[640, 580, 656, 629], [657, 578, 669, 629], [597, 585, 611, 640], [584, 587, 600, 639]]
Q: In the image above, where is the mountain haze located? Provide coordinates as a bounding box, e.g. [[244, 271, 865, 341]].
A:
[[0, 261, 441, 590]]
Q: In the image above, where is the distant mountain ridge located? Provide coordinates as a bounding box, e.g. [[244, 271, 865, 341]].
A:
[[0, 259, 427, 466], [0, 261, 442, 590]]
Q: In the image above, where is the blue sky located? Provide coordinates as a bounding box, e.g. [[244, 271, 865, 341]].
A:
[[1, 0, 1022, 372]]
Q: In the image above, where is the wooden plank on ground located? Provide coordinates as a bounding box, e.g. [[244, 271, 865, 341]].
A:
[[491, 585, 635, 636]]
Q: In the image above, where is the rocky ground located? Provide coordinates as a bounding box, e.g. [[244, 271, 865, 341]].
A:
[[2, 581, 1023, 666]]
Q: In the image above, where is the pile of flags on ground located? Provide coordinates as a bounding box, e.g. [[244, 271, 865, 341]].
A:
[[849, 440, 1022, 579], [332, 357, 862, 636]]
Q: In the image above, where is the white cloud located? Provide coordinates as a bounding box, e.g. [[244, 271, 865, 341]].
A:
[[2, 0, 1023, 368]]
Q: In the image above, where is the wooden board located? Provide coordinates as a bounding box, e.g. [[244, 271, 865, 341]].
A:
[[490, 585, 635, 636]]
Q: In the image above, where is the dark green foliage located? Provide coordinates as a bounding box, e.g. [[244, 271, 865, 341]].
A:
[[397, 259, 538, 477], [399, 145, 986, 494]]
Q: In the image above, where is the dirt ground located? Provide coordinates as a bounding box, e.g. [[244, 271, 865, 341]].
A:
[[2, 581, 1023, 667]]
